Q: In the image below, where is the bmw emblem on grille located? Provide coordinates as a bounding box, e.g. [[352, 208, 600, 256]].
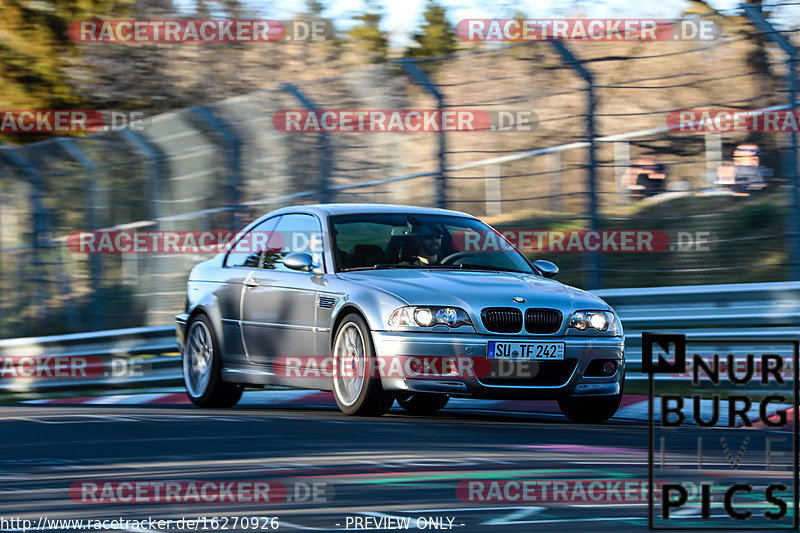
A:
[[513, 296, 526, 303]]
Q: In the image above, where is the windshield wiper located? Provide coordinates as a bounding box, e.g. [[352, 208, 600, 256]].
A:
[[423, 264, 529, 274], [339, 264, 426, 272], [340, 263, 530, 274]]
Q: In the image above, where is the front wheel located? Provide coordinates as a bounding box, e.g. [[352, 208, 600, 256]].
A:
[[396, 393, 449, 415], [183, 314, 242, 408], [331, 313, 394, 416]]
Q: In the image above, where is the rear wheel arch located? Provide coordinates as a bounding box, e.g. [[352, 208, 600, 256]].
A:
[[188, 306, 208, 324], [182, 307, 208, 348], [186, 306, 225, 356]]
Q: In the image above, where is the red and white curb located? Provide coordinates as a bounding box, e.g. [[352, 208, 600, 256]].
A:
[[23, 390, 329, 406], [21, 392, 797, 429], [23, 391, 649, 419]]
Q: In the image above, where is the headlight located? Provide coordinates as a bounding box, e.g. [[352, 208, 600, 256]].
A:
[[568, 310, 621, 335], [389, 306, 472, 328]]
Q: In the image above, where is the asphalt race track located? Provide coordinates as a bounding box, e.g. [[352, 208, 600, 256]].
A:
[[0, 400, 790, 532]]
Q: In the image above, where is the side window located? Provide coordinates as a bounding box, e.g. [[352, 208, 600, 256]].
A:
[[225, 216, 281, 268], [266, 214, 324, 272]]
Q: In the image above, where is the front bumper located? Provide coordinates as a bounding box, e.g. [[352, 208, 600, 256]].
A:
[[371, 330, 624, 400]]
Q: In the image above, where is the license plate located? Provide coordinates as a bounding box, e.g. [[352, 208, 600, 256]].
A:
[[487, 341, 565, 360]]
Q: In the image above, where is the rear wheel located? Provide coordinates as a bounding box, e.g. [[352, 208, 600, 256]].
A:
[[396, 393, 449, 415], [183, 314, 242, 408], [332, 313, 394, 416]]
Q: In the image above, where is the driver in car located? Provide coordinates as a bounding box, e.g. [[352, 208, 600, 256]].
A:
[[398, 222, 444, 266]]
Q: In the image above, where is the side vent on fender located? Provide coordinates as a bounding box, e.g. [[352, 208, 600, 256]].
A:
[[318, 296, 337, 309]]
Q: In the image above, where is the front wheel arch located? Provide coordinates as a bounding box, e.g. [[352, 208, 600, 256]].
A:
[[330, 312, 394, 416], [330, 304, 370, 349]]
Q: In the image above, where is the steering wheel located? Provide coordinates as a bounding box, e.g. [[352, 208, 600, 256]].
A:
[[440, 252, 495, 267]]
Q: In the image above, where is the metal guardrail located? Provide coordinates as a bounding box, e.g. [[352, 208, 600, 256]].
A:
[[594, 281, 800, 387], [595, 281, 800, 330], [0, 281, 798, 394], [0, 326, 179, 393]]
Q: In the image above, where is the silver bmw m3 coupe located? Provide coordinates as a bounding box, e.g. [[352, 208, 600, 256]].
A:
[[176, 203, 625, 422]]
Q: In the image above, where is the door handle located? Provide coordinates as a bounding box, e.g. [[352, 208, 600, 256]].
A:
[[243, 279, 259, 288]]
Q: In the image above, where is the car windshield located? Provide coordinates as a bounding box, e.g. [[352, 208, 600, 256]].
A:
[[330, 213, 535, 274]]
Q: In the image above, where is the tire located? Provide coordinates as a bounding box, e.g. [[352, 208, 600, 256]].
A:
[[183, 313, 242, 408], [396, 393, 449, 415], [331, 313, 394, 416], [557, 393, 621, 423]]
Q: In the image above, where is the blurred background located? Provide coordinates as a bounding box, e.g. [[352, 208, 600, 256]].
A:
[[1, 0, 800, 337]]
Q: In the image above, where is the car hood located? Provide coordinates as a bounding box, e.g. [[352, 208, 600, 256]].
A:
[[336, 270, 611, 312]]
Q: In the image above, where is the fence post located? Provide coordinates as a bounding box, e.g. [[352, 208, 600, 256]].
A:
[[0, 149, 49, 328], [400, 60, 448, 209], [57, 139, 104, 329], [281, 83, 332, 204], [194, 107, 243, 228], [121, 130, 164, 324], [704, 133, 722, 186], [550, 41, 600, 289], [0, 175, 3, 307], [484, 163, 502, 217], [742, 4, 800, 280], [614, 141, 630, 205], [120, 129, 163, 225], [546, 152, 563, 213]]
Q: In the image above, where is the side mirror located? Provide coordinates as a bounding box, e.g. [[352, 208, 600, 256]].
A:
[[284, 253, 315, 272], [533, 260, 559, 278]]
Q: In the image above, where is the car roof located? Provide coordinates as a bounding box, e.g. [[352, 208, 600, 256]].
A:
[[266, 203, 475, 219]]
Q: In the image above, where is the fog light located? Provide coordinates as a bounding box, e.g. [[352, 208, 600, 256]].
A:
[[586, 359, 618, 377]]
